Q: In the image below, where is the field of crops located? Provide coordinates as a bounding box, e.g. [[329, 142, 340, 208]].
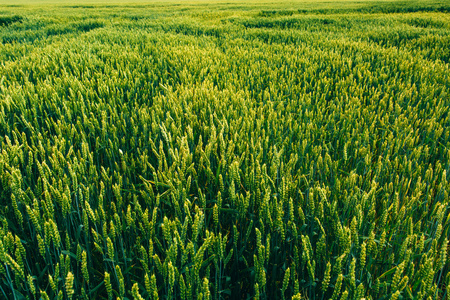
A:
[[0, 0, 449, 299]]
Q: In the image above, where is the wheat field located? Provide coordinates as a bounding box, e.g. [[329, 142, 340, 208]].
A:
[[0, 0, 449, 299]]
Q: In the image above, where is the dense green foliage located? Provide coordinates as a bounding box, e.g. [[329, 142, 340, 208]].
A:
[[0, 1, 449, 299]]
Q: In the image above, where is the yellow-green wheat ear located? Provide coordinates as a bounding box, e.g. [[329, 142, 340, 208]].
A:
[[390, 290, 400, 300], [145, 273, 151, 295], [360, 241, 366, 269], [355, 283, 365, 299], [202, 277, 211, 300], [213, 204, 219, 227], [114, 265, 125, 297], [6, 253, 24, 279], [49, 274, 57, 293], [322, 262, 331, 293], [331, 274, 343, 300], [105, 272, 112, 300], [132, 283, 145, 300], [0, 240, 6, 263], [340, 290, 348, 300], [151, 273, 159, 300], [11, 194, 23, 226], [65, 271, 74, 299], [107, 236, 114, 261], [292, 292, 302, 300], [27, 274, 36, 297], [82, 250, 89, 284], [40, 290, 51, 300], [281, 267, 290, 299], [446, 273, 450, 300]]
